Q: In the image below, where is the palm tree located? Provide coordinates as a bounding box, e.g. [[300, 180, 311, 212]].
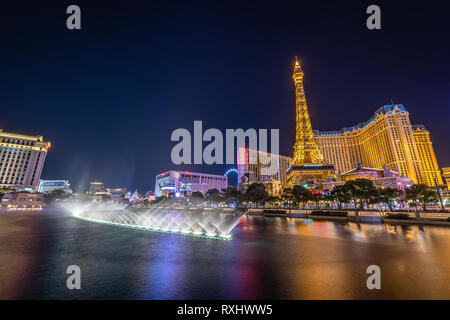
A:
[[406, 184, 438, 213], [281, 187, 294, 211], [344, 179, 379, 211], [331, 184, 351, 210], [206, 188, 223, 204], [222, 186, 240, 206], [243, 183, 268, 207], [189, 191, 204, 205], [292, 185, 312, 208]]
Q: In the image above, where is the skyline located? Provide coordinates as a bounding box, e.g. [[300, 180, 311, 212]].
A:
[[1, 1, 450, 304], [1, 1, 449, 192]]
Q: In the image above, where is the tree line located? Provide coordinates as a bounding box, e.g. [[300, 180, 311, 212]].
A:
[[173, 178, 440, 212]]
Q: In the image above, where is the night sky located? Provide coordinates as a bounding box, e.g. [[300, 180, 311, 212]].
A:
[[1, 1, 449, 192]]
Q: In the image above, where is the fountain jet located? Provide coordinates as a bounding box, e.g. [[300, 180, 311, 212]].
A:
[[64, 201, 245, 240]]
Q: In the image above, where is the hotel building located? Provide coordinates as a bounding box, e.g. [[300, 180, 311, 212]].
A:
[[314, 104, 443, 187], [0, 129, 51, 190], [154, 171, 228, 197], [412, 125, 443, 186]]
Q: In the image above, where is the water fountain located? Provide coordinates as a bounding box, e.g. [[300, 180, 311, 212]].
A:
[[64, 201, 245, 240]]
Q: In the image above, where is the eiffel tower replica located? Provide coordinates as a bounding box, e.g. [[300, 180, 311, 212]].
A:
[[287, 57, 336, 188]]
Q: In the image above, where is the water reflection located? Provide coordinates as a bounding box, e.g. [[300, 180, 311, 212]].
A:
[[0, 212, 449, 299], [282, 218, 435, 249]]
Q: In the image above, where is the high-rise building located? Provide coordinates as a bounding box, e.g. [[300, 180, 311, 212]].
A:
[[412, 125, 443, 186], [155, 171, 228, 197], [89, 181, 103, 195], [0, 129, 51, 190], [286, 57, 335, 187], [237, 147, 292, 187], [313, 105, 443, 187]]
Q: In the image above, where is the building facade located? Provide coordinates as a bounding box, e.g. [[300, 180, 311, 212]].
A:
[[0, 191, 45, 210], [0, 129, 51, 190], [261, 180, 283, 197], [323, 163, 414, 193], [314, 104, 442, 187], [412, 125, 443, 186], [38, 180, 71, 193], [442, 167, 450, 190], [155, 171, 228, 197]]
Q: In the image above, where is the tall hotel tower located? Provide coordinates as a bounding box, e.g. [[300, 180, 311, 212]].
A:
[[286, 57, 335, 187], [313, 105, 443, 187], [0, 129, 51, 190]]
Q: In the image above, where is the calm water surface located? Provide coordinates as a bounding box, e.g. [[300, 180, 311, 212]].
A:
[[0, 210, 449, 299]]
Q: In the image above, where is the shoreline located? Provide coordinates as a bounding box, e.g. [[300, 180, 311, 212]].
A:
[[248, 210, 450, 227]]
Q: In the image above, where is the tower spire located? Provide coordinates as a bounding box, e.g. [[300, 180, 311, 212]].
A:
[[294, 56, 301, 68]]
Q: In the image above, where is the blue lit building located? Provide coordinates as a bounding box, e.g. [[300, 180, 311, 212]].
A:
[[38, 179, 71, 193], [154, 171, 227, 197]]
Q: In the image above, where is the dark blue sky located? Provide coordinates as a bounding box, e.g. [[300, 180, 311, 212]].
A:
[[1, 1, 449, 192]]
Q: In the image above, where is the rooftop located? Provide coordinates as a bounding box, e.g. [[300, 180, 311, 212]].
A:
[[314, 104, 409, 137]]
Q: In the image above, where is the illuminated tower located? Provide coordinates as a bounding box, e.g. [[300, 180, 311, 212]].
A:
[[287, 57, 335, 188], [292, 57, 324, 165]]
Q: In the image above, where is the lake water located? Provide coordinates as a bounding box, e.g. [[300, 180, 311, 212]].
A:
[[0, 210, 449, 299]]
